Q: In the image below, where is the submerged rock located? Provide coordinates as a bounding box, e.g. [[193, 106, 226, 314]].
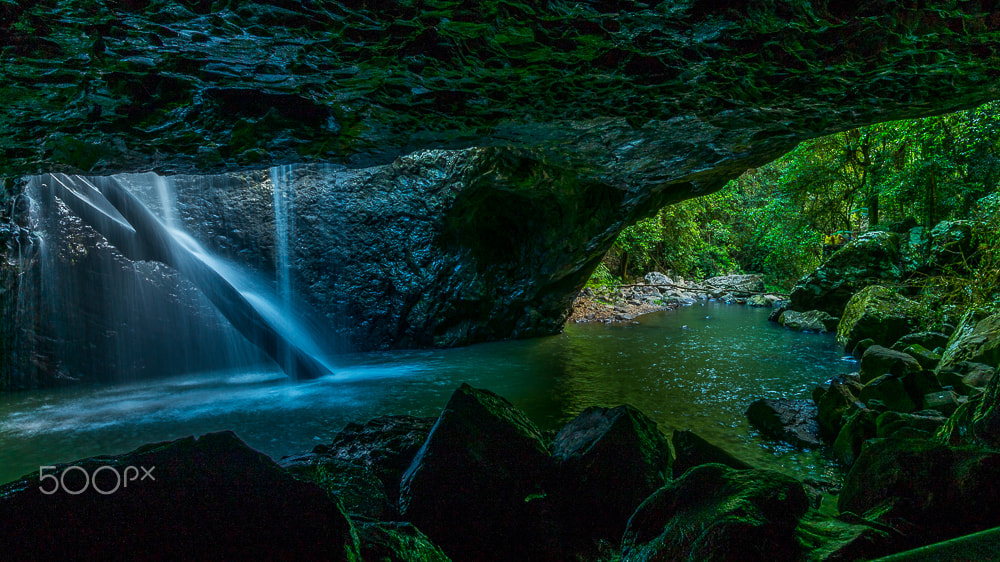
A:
[[0, 431, 360, 560], [398, 384, 557, 561], [745, 398, 823, 448], [622, 464, 809, 562], [790, 232, 905, 317], [550, 405, 674, 542]]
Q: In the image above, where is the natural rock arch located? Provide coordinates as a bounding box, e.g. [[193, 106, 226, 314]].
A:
[[2, 1, 999, 384]]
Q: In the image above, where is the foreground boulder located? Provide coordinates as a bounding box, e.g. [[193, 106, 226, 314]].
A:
[[0, 432, 360, 560], [550, 405, 674, 542], [839, 439, 1000, 549], [837, 285, 928, 351], [399, 384, 557, 561], [622, 464, 809, 561], [790, 232, 905, 317], [745, 398, 823, 448]]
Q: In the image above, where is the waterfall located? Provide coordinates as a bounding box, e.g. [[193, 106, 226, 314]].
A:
[[270, 165, 294, 307], [21, 172, 333, 383]]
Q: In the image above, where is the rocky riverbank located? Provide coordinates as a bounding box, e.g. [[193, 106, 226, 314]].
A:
[[5, 379, 998, 560], [569, 272, 785, 323]]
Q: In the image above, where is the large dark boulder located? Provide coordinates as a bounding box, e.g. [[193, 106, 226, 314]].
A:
[[549, 405, 674, 542], [790, 232, 906, 317], [745, 398, 823, 448], [398, 384, 557, 561], [0, 431, 360, 560], [839, 439, 1000, 549], [622, 464, 809, 562]]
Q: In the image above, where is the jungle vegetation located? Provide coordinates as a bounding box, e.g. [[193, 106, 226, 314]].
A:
[[593, 100, 1000, 314]]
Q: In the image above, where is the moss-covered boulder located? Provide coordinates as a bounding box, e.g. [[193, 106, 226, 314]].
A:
[[839, 439, 1000, 549], [837, 285, 928, 351], [938, 364, 1000, 449], [875, 411, 947, 439], [937, 311, 1000, 374], [937, 361, 996, 395], [790, 232, 905, 317], [622, 464, 809, 562], [901, 344, 942, 371], [859, 374, 917, 413]]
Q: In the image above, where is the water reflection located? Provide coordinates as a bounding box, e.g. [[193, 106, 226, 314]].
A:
[[0, 302, 852, 485]]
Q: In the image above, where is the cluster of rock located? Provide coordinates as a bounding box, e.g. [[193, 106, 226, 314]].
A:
[[3, 384, 927, 561], [746, 290, 1000, 557], [571, 272, 784, 323], [777, 222, 981, 338]]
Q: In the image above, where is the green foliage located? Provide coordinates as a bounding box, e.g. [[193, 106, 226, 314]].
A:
[[591, 101, 1000, 293]]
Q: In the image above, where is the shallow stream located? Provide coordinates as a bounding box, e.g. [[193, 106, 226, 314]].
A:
[[1, 301, 854, 485]]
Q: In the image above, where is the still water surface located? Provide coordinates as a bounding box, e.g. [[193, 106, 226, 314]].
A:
[[1, 301, 855, 485]]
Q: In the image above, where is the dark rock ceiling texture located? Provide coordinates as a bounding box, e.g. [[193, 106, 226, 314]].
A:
[[2, 0, 999, 352]]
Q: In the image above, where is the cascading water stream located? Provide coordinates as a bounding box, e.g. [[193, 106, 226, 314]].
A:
[[270, 165, 296, 377], [24, 172, 334, 382]]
